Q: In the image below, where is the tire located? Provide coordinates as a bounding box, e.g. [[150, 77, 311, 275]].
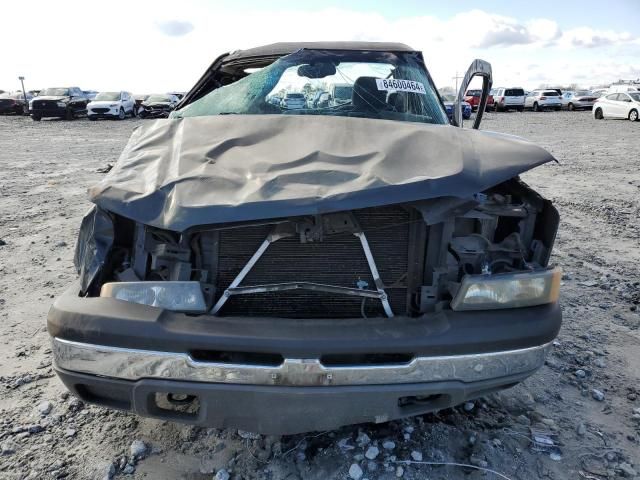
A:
[[555, 107, 561, 111], [118, 107, 125, 120], [594, 108, 604, 120], [630, 109, 639, 122], [568, 103, 575, 111], [517, 107, 524, 112], [65, 108, 74, 120], [31, 114, 41, 121], [533, 102, 540, 112], [88, 116, 98, 121]]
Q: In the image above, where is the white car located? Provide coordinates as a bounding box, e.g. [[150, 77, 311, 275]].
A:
[[87, 91, 136, 120], [280, 93, 306, 109], [524, 90, 562, 111], [593, 91, 640, 121], [491, 87, 525, 112]]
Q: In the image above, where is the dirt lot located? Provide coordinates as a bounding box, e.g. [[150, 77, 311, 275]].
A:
[[0, 111, 639, 480]]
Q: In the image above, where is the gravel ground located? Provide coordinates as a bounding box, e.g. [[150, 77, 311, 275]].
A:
[[0, 111, 639, 480]]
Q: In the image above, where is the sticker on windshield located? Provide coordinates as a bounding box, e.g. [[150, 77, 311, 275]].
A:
[[376, 79, 426, 94]]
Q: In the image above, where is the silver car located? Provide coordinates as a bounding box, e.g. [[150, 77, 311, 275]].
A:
[[280, 93, 307, 109], [561, 91, 597, 111]]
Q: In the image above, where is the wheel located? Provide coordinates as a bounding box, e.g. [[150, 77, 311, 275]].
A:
[[118, 107, 125, 120], [630, 109, 639, 122], [533, 102, 540, 112], [65, 108, 74, 120], [568, 103, 575, 111], [31, 114, 41, 121], [594, 108, 604, 120]]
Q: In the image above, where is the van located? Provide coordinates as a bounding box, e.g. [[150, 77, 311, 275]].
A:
[[329, 83, 353, 107], [608, 84, 640, 93], [492, 87, 525, 112]]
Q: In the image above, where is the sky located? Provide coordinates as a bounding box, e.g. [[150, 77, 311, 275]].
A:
[[2, 0, 639, 94]]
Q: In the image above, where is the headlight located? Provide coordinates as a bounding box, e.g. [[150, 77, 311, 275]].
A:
[[56, 102, 66, 107], [100, 281, 207, 312], [109, 104, 118, 108], [451, 267, 561, 311]]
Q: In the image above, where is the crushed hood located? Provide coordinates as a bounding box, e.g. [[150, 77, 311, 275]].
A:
[[89, 115, 556, 232]]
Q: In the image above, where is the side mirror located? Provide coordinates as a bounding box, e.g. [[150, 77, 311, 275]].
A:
[[453, 59, 492, 129]]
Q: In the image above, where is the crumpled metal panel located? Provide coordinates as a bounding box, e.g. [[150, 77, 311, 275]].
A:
[[89, 114, 556, 232], [74, 206, 114, 294]]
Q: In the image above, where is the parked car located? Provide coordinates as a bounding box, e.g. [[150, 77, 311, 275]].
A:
[[137, 94, 178, 118], [280, 92, 306, 109], [524, 90, 562, 111], [0, 91, 32, 115], [491, 87, 525, 111], [83, 90, 98, 100], [87, 91, 136, 120], [441, 94, 471, 119], [464, 89, 494, 111], [167, 91, 186, 100], [329, 83, 353, 107], [49, 42, 561, 436], [29, 87, 88, 121], [561, 91, 597, 110], [133, 94, 149, 110], [593, 91, 640, 121]]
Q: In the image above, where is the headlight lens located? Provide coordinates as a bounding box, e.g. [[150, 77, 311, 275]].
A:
[[57, 102, 66, 107], [451, 267, 561, 311], [100, 281, 207, 312], [109, 104, 118, 107]]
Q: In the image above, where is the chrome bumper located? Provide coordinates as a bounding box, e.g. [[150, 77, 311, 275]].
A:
[[52, 337, 551, 387]]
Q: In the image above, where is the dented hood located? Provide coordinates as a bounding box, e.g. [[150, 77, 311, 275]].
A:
[[89, 115, 555, 232]]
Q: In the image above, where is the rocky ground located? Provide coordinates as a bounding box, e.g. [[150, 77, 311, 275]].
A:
[[0, 111, 638, 480]]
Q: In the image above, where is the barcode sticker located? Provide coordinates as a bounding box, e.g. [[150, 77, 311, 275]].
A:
[[376, 79, 426, 94]]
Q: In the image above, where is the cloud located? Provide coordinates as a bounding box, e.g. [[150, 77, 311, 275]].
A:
[[1, 1, 639, 92], [155, 20, 194, 37], [560, 27, 637, 48]]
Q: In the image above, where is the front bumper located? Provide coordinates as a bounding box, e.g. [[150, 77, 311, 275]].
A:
[[88, 108, 119, 118], [31, 107, 66, 118], [48, 284, 561, 434]]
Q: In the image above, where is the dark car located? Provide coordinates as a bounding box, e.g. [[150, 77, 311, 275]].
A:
[[49, 42, 561, 435], [138, 94, 178, 118], [0, 92, 32, 115], [30, 87, 88, 121], [441, 94, 471, 119]]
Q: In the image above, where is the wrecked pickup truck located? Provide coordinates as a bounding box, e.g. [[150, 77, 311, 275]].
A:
[[48, 42, 561, 435]]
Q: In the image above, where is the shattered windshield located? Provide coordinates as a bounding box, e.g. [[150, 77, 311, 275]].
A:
[[174, 49, 448, 125]]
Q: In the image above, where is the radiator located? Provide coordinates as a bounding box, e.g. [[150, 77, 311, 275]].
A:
[[214, 206, 412, 318]]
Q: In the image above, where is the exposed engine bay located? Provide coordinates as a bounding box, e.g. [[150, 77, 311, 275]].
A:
[[83, 177, 558, 318]]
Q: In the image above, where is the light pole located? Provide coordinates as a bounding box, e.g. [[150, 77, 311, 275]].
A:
[[452, 72, 464, 94], [18, 76, 28, 114]]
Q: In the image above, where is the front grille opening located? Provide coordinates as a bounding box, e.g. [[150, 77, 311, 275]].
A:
[[153, 392, 200, 418], [190, 349, 284, 367], [320, 353, 414, 367], [398, 394, 444, 408]]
